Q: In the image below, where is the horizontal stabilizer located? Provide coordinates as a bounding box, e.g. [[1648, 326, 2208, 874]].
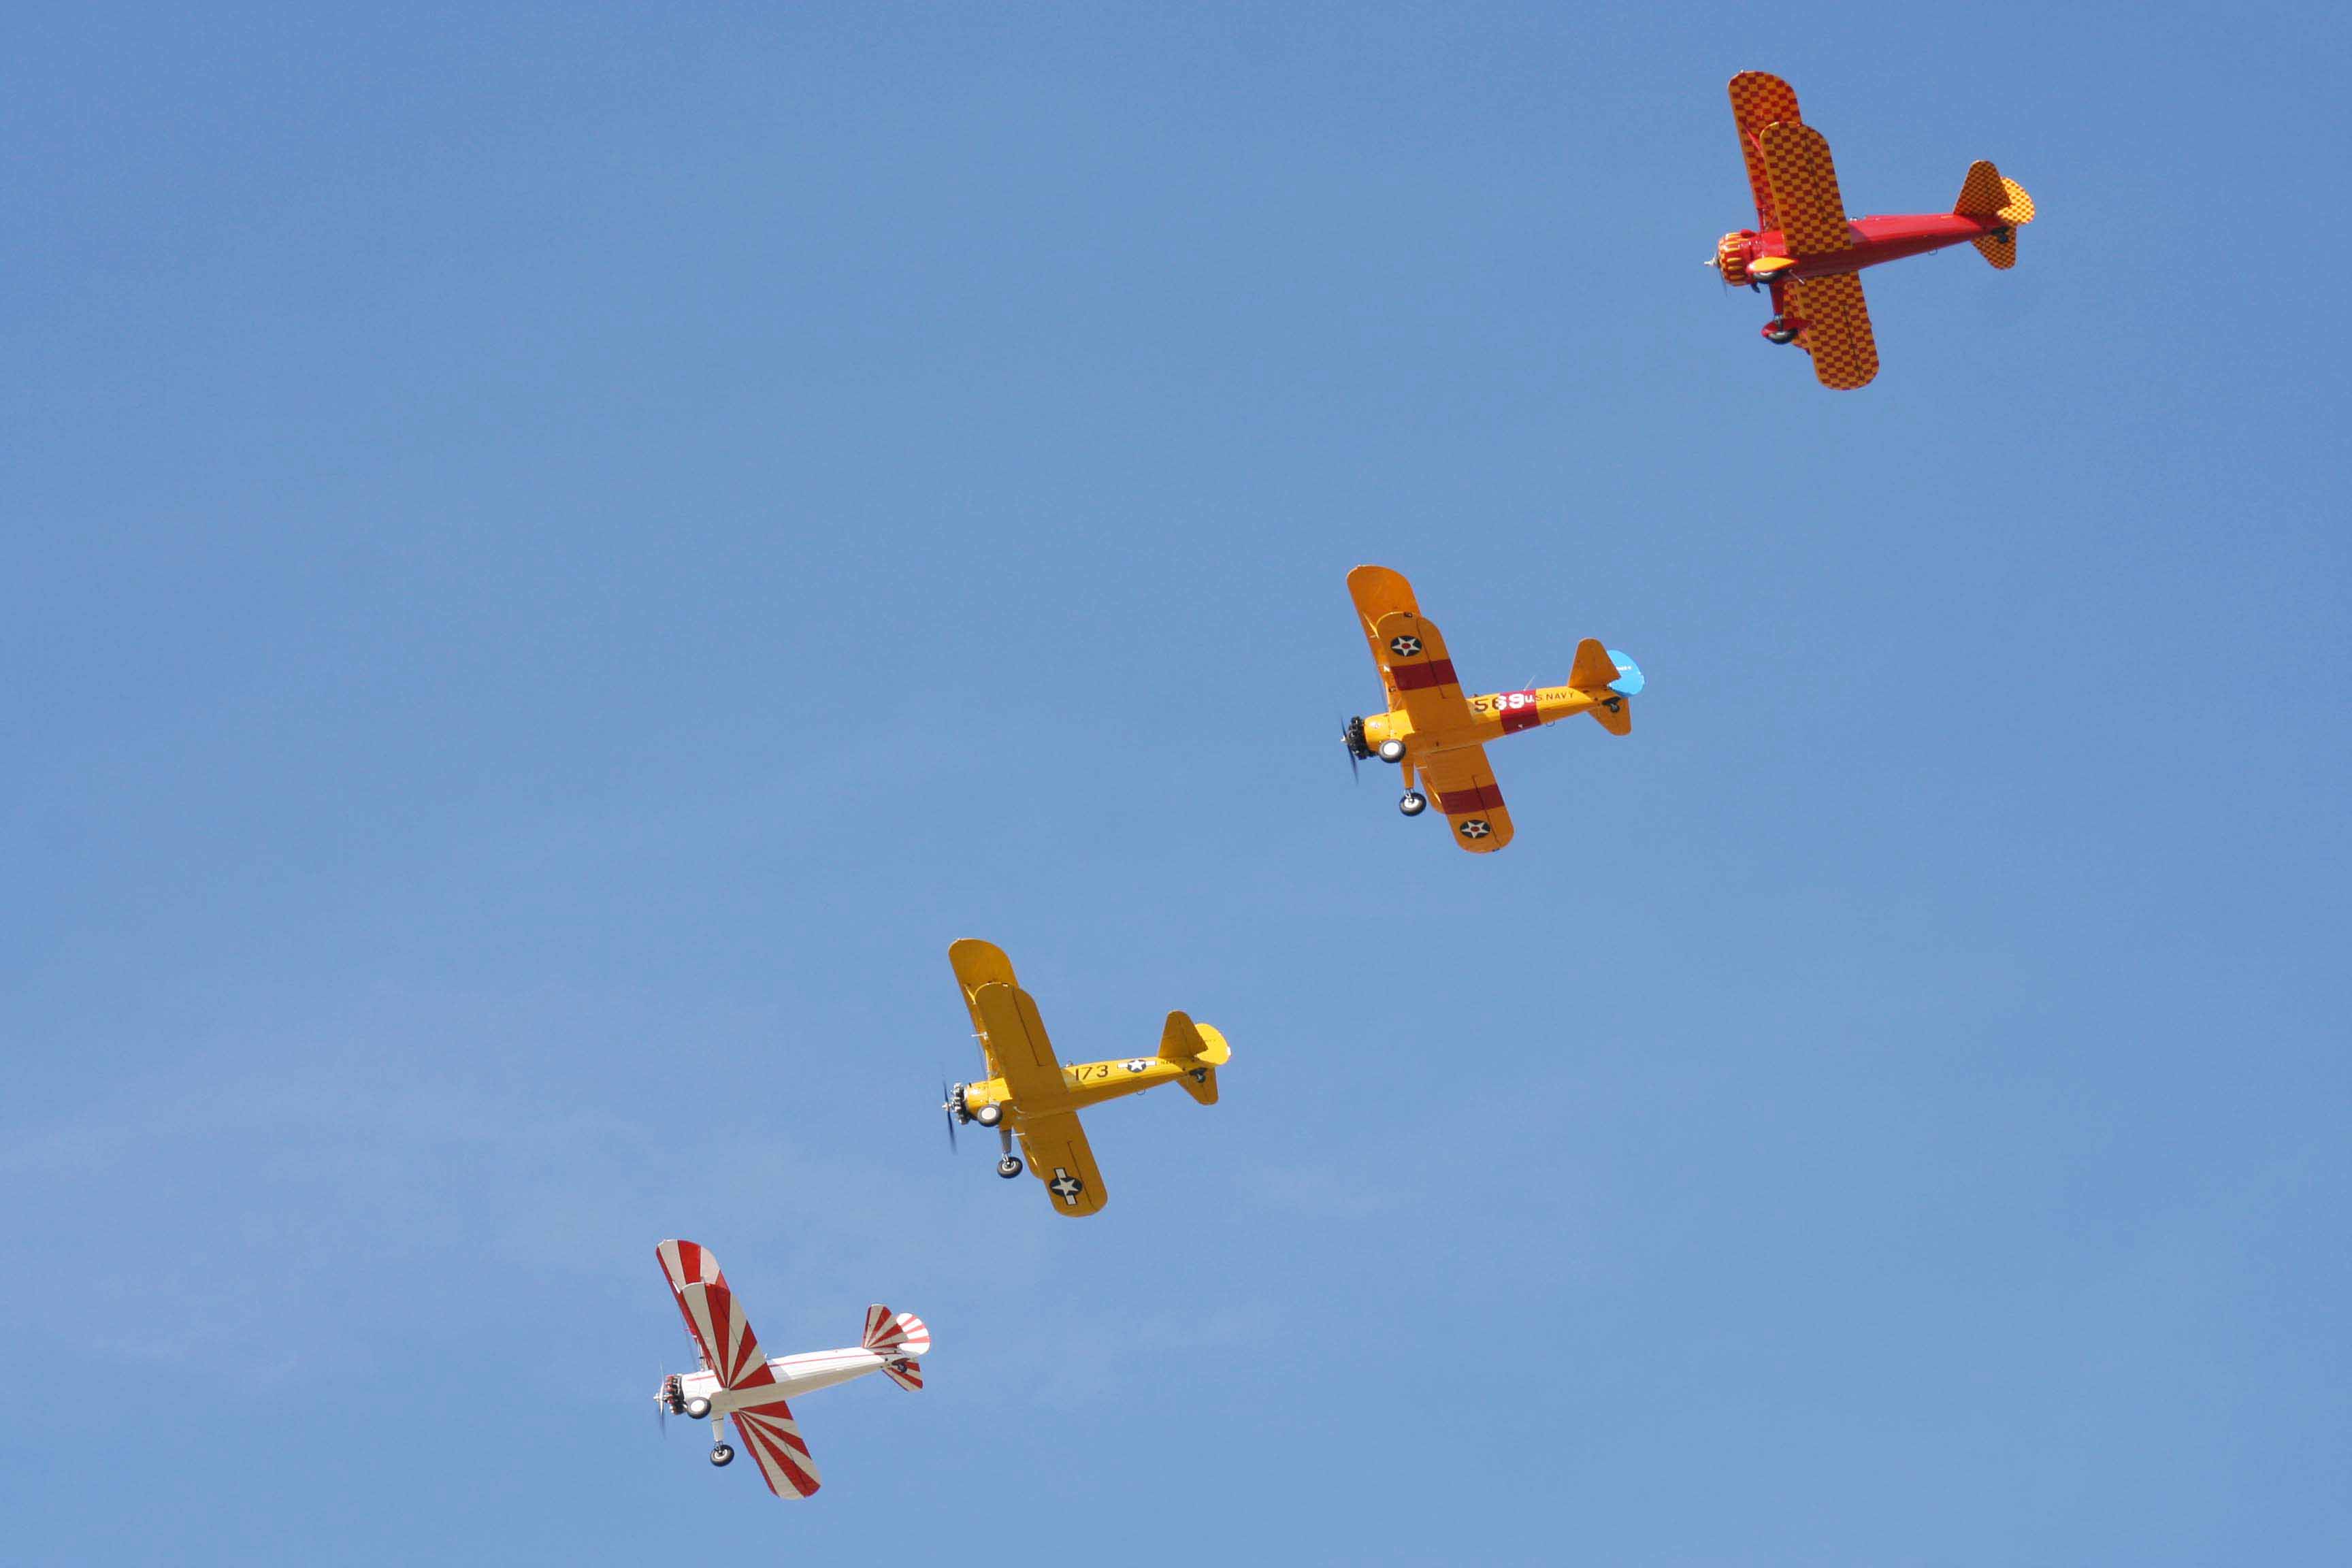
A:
[[880, 1358, 923, 1392], [1604, 649, 1643, 696], [862, 1305, 931, 1357]]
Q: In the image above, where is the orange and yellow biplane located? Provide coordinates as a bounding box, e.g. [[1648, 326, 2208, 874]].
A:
[[939, 939, 1230, 1218], [1340, 564, 1640, 854], [1710, 70, 2036, 390]]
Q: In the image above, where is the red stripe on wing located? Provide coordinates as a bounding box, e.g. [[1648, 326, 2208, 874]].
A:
[[1390, 659, 1459, 691], [1435, 783, 1505, 814]]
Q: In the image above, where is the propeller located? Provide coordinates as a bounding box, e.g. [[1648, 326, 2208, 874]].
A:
[[1340, 716, 1360, 782], [941, 1080, 959, 1152]]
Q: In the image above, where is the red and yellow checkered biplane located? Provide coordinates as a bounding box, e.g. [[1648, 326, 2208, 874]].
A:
[[1711, 71, 2036, 390]]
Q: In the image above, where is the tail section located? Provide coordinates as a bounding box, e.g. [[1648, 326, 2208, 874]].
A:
[[1953, 160, 2034, 268], [1569, 639, 1642, 734], [1159, 1012, 1230, 1105], [862, 1305, 929, 1391]]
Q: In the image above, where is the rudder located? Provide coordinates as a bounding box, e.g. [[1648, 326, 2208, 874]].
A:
[[1954, 160, 2034, 268]]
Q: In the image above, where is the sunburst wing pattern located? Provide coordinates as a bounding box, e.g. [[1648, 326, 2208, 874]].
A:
[[676, 1281, 779, 1390], [729, 1396, 823, 1498], [655, 1240, 731, 1370]]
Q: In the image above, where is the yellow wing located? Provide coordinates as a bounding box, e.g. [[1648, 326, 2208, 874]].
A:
[[1416, 745, 1514, 853], [948, 938, 1019, 1079], [973, 981, 1068, 1109], [1346, 564, 1420, 710], [1757, 120, 1852, 259], [1728, 71, 1801, 231], [1370, 608, 1472, 733], [1786, 273, 1879, 391], [1017, 1110, 1107, 1217]]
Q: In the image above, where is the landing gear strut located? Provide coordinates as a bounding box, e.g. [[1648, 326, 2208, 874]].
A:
[[996, 1124, 1022, 1179]]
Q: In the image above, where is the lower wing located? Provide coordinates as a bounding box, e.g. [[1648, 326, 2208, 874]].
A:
[[729, 1396, 823, 1499], [1016, 1110, 1109, 1216], [1788, 273, 1878, 390], [1416, 745, 1514, 853]]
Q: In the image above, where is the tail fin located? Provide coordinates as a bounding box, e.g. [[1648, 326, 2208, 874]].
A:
[[1569, 640, 1640, 734], [1159, 1013, 1230, 1105], [1953, 160, 2035, 269], [862, 1305, 930, 1357], [862, 1306, 928, 1391]]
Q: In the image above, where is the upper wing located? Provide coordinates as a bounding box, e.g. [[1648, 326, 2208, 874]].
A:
[[729, 1396, 822, 1498], [948, 938, 1019, 1077], [1786, 273, 1879, 391], [655, 1240, 730, 1370], [676, 1280, 779, 1391], [1371, 608, 1473, 732], [1757, 120, 1852, 260], [1016, 1109, 1109, 1217], [1347, 564, 1421, 708], [1728, 71, 1801, 230], [1416, 745, 1515, 853], [973, 981, 1068, 1108]]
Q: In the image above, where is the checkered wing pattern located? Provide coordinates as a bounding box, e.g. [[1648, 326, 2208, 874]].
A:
[[675, 1281, 779, 1391], [1728, 71, 1801, 230], [1788, 274, 1879, 391], [1758, 121, 1852, 259], [861, 1306, 931, 1357], [729, 1396, 823, 1499], [1417, 745, 1514, 855]]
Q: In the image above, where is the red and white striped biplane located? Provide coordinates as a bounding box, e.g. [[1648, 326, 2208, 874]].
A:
[[652, 1239, 930, 1499]]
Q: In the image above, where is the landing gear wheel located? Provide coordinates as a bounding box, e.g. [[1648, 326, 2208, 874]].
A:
[[1764, 321, 1799, 346], [973, 1102, 1002, 1127], [1399, 791, 1428, 817], [684, 1396, 711, 1420], [1375, 739, 1407, 764], [709, 1443, 735, 1467], [996, 1155, 1024, 1179]]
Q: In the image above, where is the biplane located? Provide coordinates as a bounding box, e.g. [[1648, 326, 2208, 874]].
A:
[[1340, 564, 1640, 854], [1709, 70, 2036, 389], [940, 938, 1229, 1217], [652, 1238, 928, 1498]]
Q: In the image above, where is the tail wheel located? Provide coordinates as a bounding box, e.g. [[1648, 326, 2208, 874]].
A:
[[709, 1443, 735, 1467], [996, 1155, 1024, 1179], [1399, 791, 1428, 817]]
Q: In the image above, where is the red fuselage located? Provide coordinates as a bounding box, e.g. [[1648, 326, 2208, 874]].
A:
[[1723, 212, 2007, 282]]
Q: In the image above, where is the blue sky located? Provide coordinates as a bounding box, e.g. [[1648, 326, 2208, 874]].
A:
[[5, 3, 2347, 1563]]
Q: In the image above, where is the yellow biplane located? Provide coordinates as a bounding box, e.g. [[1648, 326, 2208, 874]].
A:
[[938, 938, 1230, 1217], [1340, 564, 1642, 853]]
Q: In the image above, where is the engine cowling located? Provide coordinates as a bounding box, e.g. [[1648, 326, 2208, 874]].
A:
[[1716, 231, 1754, 287]]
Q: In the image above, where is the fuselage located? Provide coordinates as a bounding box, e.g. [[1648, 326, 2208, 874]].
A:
[[1359, 682, 1614, 756], [677, 1345, 892, 1413], [1718, 211, 2008, 284], [957, 1030, 1228, 1128]]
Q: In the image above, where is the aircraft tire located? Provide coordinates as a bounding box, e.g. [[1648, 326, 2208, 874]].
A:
[[1765, 323, 1799, 345], [1399, 791, 1428, 817], [996, 1156, 1024, 1179], [684, 1396, 712, 1420], [709, 1443, 734, 1467], [1376, 739, 1407, 763], [974, 1103, 1002, 1126]]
